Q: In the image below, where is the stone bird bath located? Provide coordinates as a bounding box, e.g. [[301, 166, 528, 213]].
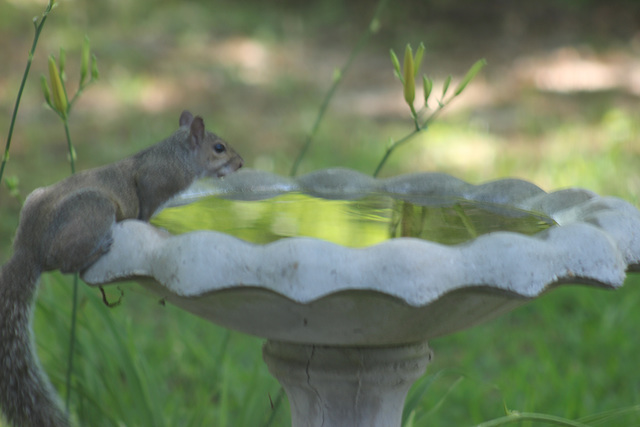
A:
[[82, 169, 640, 427]]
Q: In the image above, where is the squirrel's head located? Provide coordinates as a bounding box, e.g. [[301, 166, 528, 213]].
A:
[[179, 110, 243, 178]]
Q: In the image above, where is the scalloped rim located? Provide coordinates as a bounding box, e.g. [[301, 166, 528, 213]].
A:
[[84, 168, 640, 308]]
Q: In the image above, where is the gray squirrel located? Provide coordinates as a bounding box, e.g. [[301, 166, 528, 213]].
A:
[[0, 110, 243, 427]]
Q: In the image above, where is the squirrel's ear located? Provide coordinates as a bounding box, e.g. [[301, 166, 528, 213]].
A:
[[189, 116, 205, 148], [179, 110, 194, 127]]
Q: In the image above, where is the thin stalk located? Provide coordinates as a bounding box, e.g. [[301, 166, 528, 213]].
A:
[[63, 120, 76, 173], [62, 118, 77, 411], [474, 412, 590, 427], [453, 204, 477, 238], [411, 108, 420, 131], [264, 387, 286, 426], [65, 274, 78, 410], [69, 75, 96, 109], [0, 0, 55, 184], [372, 93, 451, 178], [289, 0, 390, 176], [373, 128, 422, 178]]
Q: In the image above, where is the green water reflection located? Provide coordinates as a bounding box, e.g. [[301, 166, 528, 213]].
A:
[[152, 193, 556, 247]]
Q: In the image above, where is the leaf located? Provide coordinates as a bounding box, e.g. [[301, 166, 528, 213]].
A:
[[58, 47, 66, 81], [390, 49, 402, 83], [91, 54, 99, 80], [454, 58, 487, 96], [441, 74, 452, 99], [413, 42, 425, 78], [40, 75, 51, 105], [80, 36, 91, 86], [403, 44, 415, 107], [422, 75, 433, 104]]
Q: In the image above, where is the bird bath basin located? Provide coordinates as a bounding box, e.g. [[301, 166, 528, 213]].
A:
[[82, 168, 640, 427]]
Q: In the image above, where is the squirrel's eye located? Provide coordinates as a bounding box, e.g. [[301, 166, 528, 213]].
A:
[[213, 143, 226, 153]]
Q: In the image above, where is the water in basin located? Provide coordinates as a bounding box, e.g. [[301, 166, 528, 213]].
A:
[[152, 193, 556, 247]]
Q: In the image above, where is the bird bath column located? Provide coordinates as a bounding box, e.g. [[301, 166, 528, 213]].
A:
[[263, 341, 432, 427]]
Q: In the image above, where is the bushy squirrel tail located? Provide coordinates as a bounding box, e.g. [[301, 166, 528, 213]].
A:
[[0, 252, 70, 427]]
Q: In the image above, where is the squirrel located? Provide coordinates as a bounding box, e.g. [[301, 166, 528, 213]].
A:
[[0, 110, 243, 427]]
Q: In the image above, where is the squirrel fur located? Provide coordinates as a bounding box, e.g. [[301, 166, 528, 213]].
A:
[[0, 110, 243, 426]]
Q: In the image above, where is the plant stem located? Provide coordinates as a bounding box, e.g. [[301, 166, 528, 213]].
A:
[[372, 92, 452, 178], [69, 77, 94, 109], [61, 118, 77, 412], [0, 0, 55, 185], [372, 128, 423, 178], [63, 120, 76, 173], [289, 0, 390, 177], [410, 104, 420, 131], [264, 388, 286, 426], [454, 204, 477, 238], [65, 274, 78, 410], [474, 411, 590, 427]]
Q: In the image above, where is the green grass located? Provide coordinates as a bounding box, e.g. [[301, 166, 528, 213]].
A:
[[34, 274, 289, 427], [413, 281, 640, 425]]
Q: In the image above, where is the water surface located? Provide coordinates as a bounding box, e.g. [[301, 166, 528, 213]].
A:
[[152, 193, 556, 247]]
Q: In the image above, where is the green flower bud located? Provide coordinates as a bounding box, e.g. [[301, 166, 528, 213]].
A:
[[48, 55, 67, 118], [403, 44, 415, 107]]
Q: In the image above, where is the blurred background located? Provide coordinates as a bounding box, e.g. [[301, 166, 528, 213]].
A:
[[1, 0, 639, 425]]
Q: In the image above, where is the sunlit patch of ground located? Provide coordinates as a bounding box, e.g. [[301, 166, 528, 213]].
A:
[[515, 46, 640, 94]]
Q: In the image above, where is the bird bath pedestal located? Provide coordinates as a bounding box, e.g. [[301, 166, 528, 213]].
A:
[[82, 169, 640, 427]]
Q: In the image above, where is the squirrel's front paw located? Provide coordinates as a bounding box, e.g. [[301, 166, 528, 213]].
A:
[[63, 232, 114, 274], [98, 232, 115, 255], [80, 232, 114, 271]]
